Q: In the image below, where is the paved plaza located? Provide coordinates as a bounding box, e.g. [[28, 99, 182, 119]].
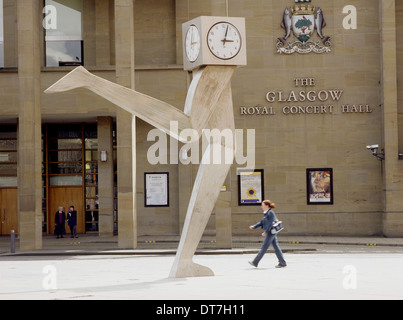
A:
[[1, 251, 403, 300]]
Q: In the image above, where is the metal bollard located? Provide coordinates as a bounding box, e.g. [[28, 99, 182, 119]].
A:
[[10, 229, 15, 253]]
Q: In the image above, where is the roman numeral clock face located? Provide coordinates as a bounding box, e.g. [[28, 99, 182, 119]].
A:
[[207, 22, 242, 60]]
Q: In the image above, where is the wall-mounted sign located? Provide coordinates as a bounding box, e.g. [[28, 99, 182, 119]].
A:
[[144, 172, 169, 207], [277, 0, 331, 54], [306, 168, 333, 205], [238, 169, 264, 206], [240, 77, 374, 116]]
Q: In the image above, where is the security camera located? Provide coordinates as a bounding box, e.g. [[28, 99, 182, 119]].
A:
[[366, 144, 384, 161]]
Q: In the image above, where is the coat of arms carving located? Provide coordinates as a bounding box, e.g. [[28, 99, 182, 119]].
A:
[[277, 0, 331, 54]]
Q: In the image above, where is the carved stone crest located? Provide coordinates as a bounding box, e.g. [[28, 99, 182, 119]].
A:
[[277, 0, 331, 54]]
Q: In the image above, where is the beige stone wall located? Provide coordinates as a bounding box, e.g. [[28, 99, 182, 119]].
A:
[[230, 0, 383, 236], [2, 0, 401, 237]]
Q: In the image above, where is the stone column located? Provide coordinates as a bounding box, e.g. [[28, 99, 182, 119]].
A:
[[380, 0, 403, 236], [95, 0, 111, 66], [215, 190, 232, 249], [17, 0, 42, 250], [115, 0, 137, 248], [83, 0, 96, 67], [97, 116, 114, 237]]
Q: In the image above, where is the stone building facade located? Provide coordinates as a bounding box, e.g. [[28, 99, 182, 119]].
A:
[[0, 0, 402, 250]]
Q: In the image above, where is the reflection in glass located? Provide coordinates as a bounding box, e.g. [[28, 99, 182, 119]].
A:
[[49, 175, 82, 186], [0, 151, 17, 163], [0, 163, 17, 175], [46, 40, 83, 67], [85, 138, 98, 149], [48, 124, 82, 138], [48, 150, 82, 162], [45, 0, 83, 67], [85, 211, 98, 232], [49, 162, 82, 174], [0, 176, 17, 187], [85, 150, 98, 161], [0, 140, 17, 151], [85, 162, 98, 174]]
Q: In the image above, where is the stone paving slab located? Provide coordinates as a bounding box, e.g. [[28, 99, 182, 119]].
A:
[[1, 253, 403, 300]]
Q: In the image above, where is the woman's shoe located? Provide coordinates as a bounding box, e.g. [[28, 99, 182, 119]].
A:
[[248, 261, 257, 268]]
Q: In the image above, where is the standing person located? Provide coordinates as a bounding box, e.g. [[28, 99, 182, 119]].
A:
[[54, 206, 66, 239], [248, 200, 287, 268], [67, 205, 78, 238]]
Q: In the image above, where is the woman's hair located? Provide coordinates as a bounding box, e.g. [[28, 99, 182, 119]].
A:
[[262, 200, 276, 209]]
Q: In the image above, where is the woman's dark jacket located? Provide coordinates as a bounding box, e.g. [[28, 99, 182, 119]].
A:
[[252, 210, 277, 234]]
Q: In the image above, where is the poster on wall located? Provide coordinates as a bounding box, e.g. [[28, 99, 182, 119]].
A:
[[306, 168, 333, 205], [238, 169, 264, 206], [144, 172, 169, 207]]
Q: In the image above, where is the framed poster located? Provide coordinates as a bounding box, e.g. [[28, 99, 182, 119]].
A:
[[306, 168, 333, 205], [238, 169, 264, 206], [144, 172, 169, 207]]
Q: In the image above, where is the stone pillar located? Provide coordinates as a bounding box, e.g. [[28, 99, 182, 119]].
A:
[[97, 116, 114, 237], [95, 0, 111, 66], [17, 0, 42, 250], [83, 0, 96, 67], [380, 0, 403, 236], [115, 0, 137, 248], [215, 190, 232, 249]]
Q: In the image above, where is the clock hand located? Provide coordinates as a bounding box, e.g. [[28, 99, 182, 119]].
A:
[[222, 25, 229, 47]]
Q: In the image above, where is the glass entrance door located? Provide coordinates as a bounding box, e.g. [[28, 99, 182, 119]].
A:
[[43, 123, 99, 234]]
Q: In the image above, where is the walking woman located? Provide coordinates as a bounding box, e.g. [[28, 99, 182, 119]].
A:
[[248, 200, 287, 268]]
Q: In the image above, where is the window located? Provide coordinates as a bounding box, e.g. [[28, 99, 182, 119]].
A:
[[44, 0, 83, 67], [0, 0, 4, 68]]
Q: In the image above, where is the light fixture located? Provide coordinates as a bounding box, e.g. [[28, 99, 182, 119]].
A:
[[100, 150, 107, 162], [366, 144, 384, 161]]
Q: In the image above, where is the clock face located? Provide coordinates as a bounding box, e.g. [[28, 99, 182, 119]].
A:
[[207, 22, 242, 60], [185, 25, 201, 63]]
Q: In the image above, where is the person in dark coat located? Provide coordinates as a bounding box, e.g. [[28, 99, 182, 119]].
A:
[[248, 200, 287, 268], [67, 205, 78, 238], [54, 206, 66, 239]]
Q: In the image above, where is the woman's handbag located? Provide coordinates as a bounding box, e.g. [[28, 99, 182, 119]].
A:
[[271, 220, 284, 234]]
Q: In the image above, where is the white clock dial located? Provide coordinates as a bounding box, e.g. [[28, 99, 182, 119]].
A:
[[185, 25, 201, 63], [207, 22, 242, 60]]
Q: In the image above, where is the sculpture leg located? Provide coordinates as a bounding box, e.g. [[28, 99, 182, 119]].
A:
[[169, 84, 235, 278], [169, 152, 232, 278], [45, 66, 191, 143]]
